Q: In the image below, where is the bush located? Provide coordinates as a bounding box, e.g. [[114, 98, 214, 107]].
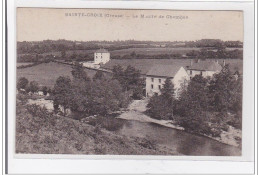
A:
[[42, 86, 48, 96], [25, 81, 39, 94], [17, 77, 29, 91]]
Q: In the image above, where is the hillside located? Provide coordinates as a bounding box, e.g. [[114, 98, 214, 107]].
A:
[[16, 99, 179, 155]]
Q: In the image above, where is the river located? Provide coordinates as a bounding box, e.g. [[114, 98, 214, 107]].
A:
[[116, 119, 241, 156]]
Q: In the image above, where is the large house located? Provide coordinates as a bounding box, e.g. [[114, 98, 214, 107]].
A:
[[94, 49, 110, 64], [187, 60, 222, 78], [146, 65, 190, 97]]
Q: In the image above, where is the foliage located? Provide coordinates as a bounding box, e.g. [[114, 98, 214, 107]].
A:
[[71, 62, 90, 81], [112, 65, 144, 99], [42, 86, 48, 95], [146, 78, 176, 120], [93, 70, 105, 81], [52, 76, 72, 116], [17, 77, 29, 91], [25, 81, 39, 94], [69, 78, 130, 118]]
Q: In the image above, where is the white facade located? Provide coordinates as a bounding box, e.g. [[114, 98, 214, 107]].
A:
[[146, 67, 190, 97], [94, 51, 110, 64], [188, 70, 218, 79]]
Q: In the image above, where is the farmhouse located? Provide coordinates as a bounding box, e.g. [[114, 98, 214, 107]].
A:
[[187, 60, 222, 78], [94, 49, 110, 64], [146, 65, 190, 97]]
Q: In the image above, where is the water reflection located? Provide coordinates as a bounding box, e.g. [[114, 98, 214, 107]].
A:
[[116, 119, 241, 156]]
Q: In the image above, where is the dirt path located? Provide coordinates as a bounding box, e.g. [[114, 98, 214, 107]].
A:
[[117, 99, 184, 130]]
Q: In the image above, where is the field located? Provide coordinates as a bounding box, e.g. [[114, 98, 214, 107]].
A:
[[102, 59, 243, 74], [17, 62, 34, 67], [110, 47, 201, 56], [17, 62, 98, 87]]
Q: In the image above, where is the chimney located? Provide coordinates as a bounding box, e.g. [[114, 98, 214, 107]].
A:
[[223, 60, 226, 66]]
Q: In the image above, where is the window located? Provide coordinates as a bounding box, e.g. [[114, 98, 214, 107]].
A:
[[151, 84, 153, 89], [151, 78, 154, 82], [158, 85, 161, 90], [159, 79, 161, 83], [190, 70, 192, 75]]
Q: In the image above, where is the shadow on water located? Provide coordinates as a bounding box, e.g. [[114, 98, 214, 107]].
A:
[[115, 119, 241, 156]]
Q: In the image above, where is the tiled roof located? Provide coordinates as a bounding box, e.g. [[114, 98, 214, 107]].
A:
[[146, 65, 183, 78], [95, 49, 109, 53], [188, 60, 222, 72]]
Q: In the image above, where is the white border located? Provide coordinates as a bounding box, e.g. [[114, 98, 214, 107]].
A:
[[7, 0, 255, 174]]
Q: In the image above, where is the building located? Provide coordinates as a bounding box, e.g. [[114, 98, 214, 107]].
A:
[[94, 49, 110, 64], [146, 65, 190, 97], [187, 60, 222, 78]]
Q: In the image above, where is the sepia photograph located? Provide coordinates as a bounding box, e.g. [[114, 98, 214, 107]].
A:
[[16, 8, 243, 156]]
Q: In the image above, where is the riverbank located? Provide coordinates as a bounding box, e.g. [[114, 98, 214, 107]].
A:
[[117, 100, 242, 147], [16, 100, 180, 155]]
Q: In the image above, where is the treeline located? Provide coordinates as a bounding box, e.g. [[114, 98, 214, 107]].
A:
[[184, 39, 243, 48], [113, 49, 243, 60], [186, 48, 243, 59], [146, 65, 242, 137], [17, 39, 243, 55]]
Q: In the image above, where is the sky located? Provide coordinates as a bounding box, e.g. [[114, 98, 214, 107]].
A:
[[17, 8, 243, 42]]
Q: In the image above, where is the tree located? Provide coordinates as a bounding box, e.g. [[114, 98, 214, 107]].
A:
[[208, 64, 236, 112], [17, 77, 29, 91], [42, 86, 48, 96], [52, 76, 72, 116], [112, 65, 144, 99], [161, 78, 174, 98], [175, 75, 212, 135], [112, 64, 125, 86], [146, 78, 176, 120], [26, 81, 39, 94], [93, 70, 104, 81], [71, 62, 90, 81]]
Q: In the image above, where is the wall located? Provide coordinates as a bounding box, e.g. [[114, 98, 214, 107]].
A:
[[189, 69, 218, 78], [146, 76, 167, 97], [94, 52, 110, 64], [173, 67, 190, 97]]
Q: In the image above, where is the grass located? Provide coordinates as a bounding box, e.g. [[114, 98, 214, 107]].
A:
[[17, 62, 34, 67], [17, 62, 98, 87]]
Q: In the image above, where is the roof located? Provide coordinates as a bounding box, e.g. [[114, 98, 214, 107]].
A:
[[146, 65, 183, 78], [188, 60, 222, 72], [101, 59, 191, 74], [95, 49, 109, 53]]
